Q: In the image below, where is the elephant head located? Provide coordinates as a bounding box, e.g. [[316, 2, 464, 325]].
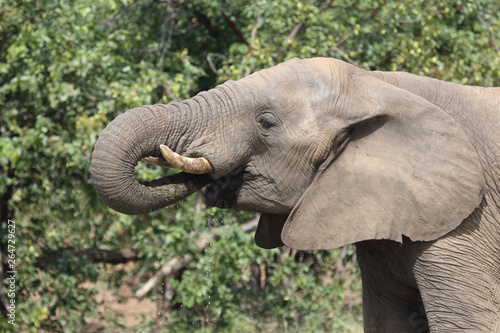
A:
[[91, 58, 485, 250]]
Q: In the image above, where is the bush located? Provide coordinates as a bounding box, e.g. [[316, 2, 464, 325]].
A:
[[1, 0, 498, 331]]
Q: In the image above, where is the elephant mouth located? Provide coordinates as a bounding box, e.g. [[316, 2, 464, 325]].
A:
[[203, 168, 246, 208], [142, 146, 245, 209], [141, 172, 212, 190]]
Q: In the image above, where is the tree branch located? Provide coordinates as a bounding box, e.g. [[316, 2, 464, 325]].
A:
[[206, 53, 227, 76], [159, 83, 178, 101], [159, 17, 176, 67], [36, 247, 142, 268], [478, 10, 499, 52], [285, 23, 303, 43], [226, 18, 248, 45], [331, 46, 358, 66], [285, 0, 332, 43], [135, 217, 259, 298], [100, 2, 139, 27]]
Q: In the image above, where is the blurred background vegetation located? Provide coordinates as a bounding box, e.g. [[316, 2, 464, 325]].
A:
[[0, 0, 499, 331]]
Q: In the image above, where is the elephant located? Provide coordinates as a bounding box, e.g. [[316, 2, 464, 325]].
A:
[[91, 58, 500, 332]]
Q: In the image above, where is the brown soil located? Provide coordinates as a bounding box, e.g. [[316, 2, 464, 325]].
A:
[[81, 263, 159, 331]]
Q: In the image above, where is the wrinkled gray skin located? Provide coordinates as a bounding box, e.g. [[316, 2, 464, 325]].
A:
[[92, 58, 500, 332]]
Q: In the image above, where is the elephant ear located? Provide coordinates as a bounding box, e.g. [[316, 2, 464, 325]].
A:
[[281, 74, 485, 250]]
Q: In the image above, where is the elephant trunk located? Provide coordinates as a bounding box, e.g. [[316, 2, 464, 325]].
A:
[[91, 103, 211, 215]]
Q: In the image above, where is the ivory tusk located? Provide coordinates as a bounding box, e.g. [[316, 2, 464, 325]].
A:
[[159, 145, 213, 174], [142, 156, 173, 168]]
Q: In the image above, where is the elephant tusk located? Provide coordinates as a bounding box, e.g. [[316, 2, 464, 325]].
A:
[[142, 156, 173, 168], [159, 145, 213, 174]]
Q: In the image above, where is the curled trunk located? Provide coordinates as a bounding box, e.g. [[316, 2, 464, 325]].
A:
[[91, 104, 210, 215]]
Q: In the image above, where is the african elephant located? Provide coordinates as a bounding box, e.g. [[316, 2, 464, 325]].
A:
[[91, 58, 500, 332]]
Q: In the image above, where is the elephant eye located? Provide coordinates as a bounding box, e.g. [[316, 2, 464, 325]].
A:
[[258, 118, 274, 130]]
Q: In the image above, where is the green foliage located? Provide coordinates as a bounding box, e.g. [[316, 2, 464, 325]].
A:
[[216, 0, 500, 85], [0, 0, 498, 331]]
